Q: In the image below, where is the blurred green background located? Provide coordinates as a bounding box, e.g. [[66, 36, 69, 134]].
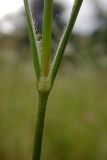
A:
[[0, 0, 107, 160]]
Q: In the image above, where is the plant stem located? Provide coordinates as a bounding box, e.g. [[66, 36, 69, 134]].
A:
[[32, 91, 49, 160], [41, 0, 53, 77]]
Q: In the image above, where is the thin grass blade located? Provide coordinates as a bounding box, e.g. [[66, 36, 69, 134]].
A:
[[51, 0, 83, 84], [23, 0, 40, 80]]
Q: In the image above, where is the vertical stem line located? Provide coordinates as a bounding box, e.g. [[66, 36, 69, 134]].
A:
[[32, 92, 49, 160], [41, 0, 53, 77]]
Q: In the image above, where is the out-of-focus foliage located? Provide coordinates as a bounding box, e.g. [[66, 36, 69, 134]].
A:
[[0, 55, 107, 160], [64, 0, 107, 69]]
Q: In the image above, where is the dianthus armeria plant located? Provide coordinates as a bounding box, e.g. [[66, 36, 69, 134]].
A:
[[23, 0, 83, 160]]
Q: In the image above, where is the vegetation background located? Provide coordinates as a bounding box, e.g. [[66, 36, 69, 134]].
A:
[[0, 0, 107, 159]]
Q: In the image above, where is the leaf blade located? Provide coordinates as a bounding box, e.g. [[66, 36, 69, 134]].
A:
[[23, 0, 41, 80], [50, 0, 83, 84]]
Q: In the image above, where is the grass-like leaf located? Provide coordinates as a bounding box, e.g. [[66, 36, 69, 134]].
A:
[[50, 0, 83, 84], [23, 0, 40, 80]]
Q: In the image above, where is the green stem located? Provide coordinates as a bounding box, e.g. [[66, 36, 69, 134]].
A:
[[32, 92, 49, 160], [41, 0, 53, 77]]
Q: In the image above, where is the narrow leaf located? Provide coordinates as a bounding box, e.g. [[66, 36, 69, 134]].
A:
[[23, 0, 40, 80], [51, 0, 83, 84]]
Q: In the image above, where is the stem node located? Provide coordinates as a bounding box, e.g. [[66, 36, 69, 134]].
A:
[[37, 76, 51, 94]]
